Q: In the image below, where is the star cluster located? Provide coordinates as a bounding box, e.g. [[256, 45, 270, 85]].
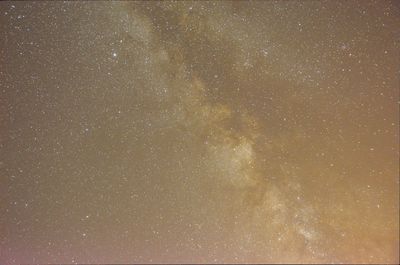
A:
[[0, 1, 399, 264]]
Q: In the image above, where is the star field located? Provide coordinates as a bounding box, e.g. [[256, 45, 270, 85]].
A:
[[0, 1, 399, 264]]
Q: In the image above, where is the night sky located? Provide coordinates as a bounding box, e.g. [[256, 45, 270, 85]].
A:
[[1, 1, 399, 264]]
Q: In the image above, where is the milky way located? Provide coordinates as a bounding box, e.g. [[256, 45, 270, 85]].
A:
[[1, 1, 399, 264]]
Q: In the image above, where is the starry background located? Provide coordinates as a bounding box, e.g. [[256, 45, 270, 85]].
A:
[[0, 1, 399, 264]]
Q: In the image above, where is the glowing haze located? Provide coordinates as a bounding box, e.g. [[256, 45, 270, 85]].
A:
[[1, 1, 399, 264]]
